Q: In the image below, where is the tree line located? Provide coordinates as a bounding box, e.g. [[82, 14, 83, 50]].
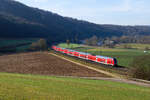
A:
[[84, 35, 150, 47]]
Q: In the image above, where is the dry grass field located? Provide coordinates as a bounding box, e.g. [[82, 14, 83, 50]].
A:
[[0, 52, 109, 77]]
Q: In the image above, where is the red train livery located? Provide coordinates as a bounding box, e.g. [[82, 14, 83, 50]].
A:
[[52, 46, 117, 66]]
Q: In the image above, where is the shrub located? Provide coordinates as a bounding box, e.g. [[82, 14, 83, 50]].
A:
[[123, 44, 132, 49], [144, 46, 150, 51], [29, 39, 47, 51], [130, 55, 150, 80], [38, 39, 47, 51]]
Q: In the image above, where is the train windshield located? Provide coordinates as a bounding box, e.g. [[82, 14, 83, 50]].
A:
[[113, 58, 117, 65]]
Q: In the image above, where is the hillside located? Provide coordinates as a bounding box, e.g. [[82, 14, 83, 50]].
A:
[[0, 13, 49, 38], [0, 0, 150, 43], [0, 73, 150, 100]]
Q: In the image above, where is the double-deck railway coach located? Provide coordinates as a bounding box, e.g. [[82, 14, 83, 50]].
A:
[[52, 46, 117, 66]]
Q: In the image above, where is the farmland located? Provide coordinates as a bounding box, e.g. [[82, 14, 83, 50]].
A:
[[0, 73, 150, 100], [58, 43, 150, 67], [0, 52, 108, 77], [116, 43, 150, 50]]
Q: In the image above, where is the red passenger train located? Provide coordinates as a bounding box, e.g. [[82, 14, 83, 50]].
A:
[[52, 46, 117, 66]]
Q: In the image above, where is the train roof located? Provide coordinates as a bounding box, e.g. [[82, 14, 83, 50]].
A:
[[78, 52, 90, 55], [68, 49, 76, 52], [59, 47, 65, 49], [96, 55, 113, 59]]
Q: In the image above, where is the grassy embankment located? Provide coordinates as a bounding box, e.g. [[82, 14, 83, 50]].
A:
[[0, 38, 39, 52], [58, 43, 150, 67], [58, 43, 81, 48], [0, 73, 150, 100]]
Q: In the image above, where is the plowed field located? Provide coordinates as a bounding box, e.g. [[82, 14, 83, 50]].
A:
[[0, 52, 109, 77]]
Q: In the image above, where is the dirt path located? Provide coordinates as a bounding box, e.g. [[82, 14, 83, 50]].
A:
[[56, 76, 150, 87], [49, 52, 150, 87]]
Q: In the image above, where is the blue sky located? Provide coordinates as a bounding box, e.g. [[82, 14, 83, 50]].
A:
[[16, 0, 150, 25]]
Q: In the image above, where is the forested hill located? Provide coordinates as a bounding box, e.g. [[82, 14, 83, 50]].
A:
[[0, 0, 150, 42]]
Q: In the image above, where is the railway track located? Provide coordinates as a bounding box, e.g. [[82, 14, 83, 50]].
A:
[[49, 52, 120, 78], [51, 50, 129, 77]]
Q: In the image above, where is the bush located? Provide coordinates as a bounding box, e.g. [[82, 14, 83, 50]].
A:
[[130, 55, 150, 80], [38, 39, 47, 50], [29, 39, 47, 51], [145, 46, 150, 50], [123, 44, 132, 49]]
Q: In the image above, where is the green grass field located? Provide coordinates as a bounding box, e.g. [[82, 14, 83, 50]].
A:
[[58, 43, 150, 67], [0, 38, 38, 48], [0, 73, 150, 100], [0, 38, 39, 52], [75, 47, 150, 67], [58, 43, 81, 48], [116, 43, 150, 50]]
